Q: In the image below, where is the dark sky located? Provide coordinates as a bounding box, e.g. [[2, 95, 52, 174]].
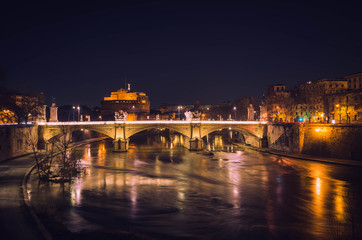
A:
[[1, 1, 361, 108]]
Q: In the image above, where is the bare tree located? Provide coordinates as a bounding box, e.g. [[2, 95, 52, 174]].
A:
[[22, 124, 83, 182], [51, 125, 84, 182], [15, 94, 44, 123], [22, 125, 51, 180]]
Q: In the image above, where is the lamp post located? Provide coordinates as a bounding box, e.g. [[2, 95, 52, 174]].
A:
[[72, 106, 75, 121], [77, 106, 80, 121], [233, 106, 236, 120], [335, 104, 340, 123]]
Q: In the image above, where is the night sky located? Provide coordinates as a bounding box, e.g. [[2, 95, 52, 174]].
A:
[[1, 1, 361, 108]]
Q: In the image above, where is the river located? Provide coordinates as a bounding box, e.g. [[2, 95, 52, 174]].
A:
[[28, 138, 362, 240]]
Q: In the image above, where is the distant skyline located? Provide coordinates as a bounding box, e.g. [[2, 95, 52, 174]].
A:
[[1, 1, 361, 108]]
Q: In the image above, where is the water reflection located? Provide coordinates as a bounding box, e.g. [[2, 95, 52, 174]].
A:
[[29, 139, 362, 240]]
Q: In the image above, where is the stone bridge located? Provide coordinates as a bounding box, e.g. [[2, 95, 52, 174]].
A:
[[38, 120, 267, 151]]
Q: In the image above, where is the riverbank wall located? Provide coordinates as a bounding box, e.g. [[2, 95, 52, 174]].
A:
[[0, 125, 37, 162], [267, 123, 362, 160]]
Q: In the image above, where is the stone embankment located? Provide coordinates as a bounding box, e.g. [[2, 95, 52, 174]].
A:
[[267, 123, 362, 161], [0, 125, 37, 162]]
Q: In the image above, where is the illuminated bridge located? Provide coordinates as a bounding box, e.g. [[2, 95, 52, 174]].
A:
[[38, 120, 268, 151]]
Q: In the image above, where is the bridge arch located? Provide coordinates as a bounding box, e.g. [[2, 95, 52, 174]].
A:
[[41, 125, 114, 142], [200, 125, 263, 147], [125, 124, 191, 139]]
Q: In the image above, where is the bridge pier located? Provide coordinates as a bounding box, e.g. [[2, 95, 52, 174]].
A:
[[260, 137, 268, 148], [113, 138, 129, 152], [189, 138, 203, 151]]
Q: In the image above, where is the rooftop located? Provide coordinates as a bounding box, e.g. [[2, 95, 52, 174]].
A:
[[345, 72, 362, 77]]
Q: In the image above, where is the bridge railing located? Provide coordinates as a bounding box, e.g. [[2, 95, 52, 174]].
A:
[[36, 120, 267, 126]]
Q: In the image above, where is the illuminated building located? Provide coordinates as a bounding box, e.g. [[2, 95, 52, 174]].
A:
[[261, 84, 293, 122], [100, 85, 150, 121], [345, 72, 362, 90], [326, 90, 362, 123], [291, 103, 311, 122], [293, 78, 347, 122], [266, 72, 361, 123]]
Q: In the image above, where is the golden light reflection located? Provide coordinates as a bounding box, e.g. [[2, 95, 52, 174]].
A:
[[97, 142, 106, 165], [226, 162, 242, 208], [334, 184, 346, 221], [130, 176, 137, 213], [154, 158, 161, 175], [107, 175, 174, 187], [178, 191, 185, 201], [214, 135, 223, 149], [316, 177, 321, 195], [82, 145, 92, 162], [312, 172, 324, 218], [308, 165, 348, 226], [70, 179, 83, 206], [172, 135, 182, 147], [306, 165, 348, 236]]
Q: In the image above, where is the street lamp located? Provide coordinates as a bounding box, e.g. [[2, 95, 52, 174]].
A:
[[72, 106, 75, 121], [77, 106, 80, 121], [233, 106, 236, 120], [335, 104, 341, 123]]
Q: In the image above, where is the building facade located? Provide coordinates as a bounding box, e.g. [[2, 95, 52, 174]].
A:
[[261, 84, 293, 122], [326, 90, 362, 123], [101, 86, 150, 121], [294, 78, 347, 122], [263, 71, 361, 124], [345, 72, 362, 90]]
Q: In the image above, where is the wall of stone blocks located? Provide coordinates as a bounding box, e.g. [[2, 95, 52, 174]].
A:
[[0, 125, 37, 162], [267, 123, 362, 160], [300, 124, 362, 160]]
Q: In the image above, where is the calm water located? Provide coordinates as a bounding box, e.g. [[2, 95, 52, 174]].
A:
[[29, 139, 362, 240]]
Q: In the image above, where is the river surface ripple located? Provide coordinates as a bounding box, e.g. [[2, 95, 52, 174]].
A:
[[29, 141, 362, 240]]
